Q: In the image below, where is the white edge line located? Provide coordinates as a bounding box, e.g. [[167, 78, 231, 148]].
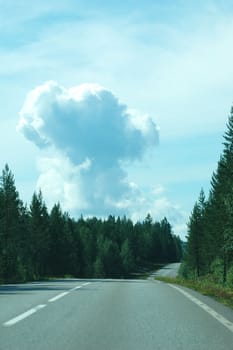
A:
[[3, 304, 46, 327], [169, 284, 233, 334]]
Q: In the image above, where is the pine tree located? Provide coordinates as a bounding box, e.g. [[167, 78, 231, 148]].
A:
[[221, 108, 233, 282], [185, 190, 206, 277], [64, 216, 83, 277], [79, 224, 97, 277], [0, 181, 4, 282], [0, 164, 23, 282], [120, 239, 135, 276], [29, 190, 49, 278], [94, 256, 105, 278], [208, 108, 233, 282], [183, 107, 233, 283], [47, 203, 68, 277], [173, 235, 183, 262], [160, 217, 173, 262]]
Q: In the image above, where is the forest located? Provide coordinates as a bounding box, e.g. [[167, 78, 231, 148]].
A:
[[182, 106, 233, 287], [0, 165, 182, 283]]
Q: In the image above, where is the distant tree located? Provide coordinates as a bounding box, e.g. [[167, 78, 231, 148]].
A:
[[94, 256, 105, 278], [65, 216, 83, 277], [0, 164, 24, 282], [0, 165, 183, 282], [47, 203, 69, 277], [120, 239, 135, 276], [101, 239, 122, 278], [185, 190, 206, 277], [29, 190, 49, 278], [160, 217, 173, 262], [173, 235, 183, 262], [79, 223, 97, 277], [151, 222, 163, 262]]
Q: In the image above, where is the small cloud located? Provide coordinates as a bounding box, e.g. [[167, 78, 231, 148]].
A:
[[172, 223, 188, 239], [152, 184, 165, 195]]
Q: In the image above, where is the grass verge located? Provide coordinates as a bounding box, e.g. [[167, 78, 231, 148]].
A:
[[155, 276, 233, 309]]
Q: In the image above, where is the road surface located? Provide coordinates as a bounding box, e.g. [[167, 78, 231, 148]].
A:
[[1, 275, 233, 349], [149, 262, 181, 279]]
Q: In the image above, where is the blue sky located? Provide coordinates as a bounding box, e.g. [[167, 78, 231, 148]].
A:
[[1, 0, 233, 239]]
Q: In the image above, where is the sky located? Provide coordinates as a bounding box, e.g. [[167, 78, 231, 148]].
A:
[[1, 0, 233, 240]]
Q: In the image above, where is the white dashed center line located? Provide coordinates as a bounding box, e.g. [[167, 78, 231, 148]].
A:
[[48, 291, 70, 302], [3, 304, 46, 327], [3, 282, 91, 327]]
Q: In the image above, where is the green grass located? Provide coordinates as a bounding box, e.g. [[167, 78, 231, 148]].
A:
[[155, 276, 233, 309]]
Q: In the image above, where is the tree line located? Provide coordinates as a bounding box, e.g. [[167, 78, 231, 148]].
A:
[[182, 106, 233, 286], [0, 165, 182, 283]]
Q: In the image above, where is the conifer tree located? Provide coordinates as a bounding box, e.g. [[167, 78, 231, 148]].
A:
[[209, 108, 233, 282], [29, 190, 49, 278], [183, 107, 233, 283], [0, 164, 23, 281], [120, 239, 135, 276], [47, 203, 68, 276], [185, 190, 206, 277]]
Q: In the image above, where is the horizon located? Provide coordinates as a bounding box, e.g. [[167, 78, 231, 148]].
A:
[[1, 0, 233, 240]]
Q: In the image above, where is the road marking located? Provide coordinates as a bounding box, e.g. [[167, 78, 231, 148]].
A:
[[3, 282, 92, 326], [169, 284, 233, 334], [3, 305, 46, 327], [82, 282, 91, 287], [48, 291, 70, 302], [70, 283, 90, 291], [70, 286, 82, 292], [48, 282, 91, 302]]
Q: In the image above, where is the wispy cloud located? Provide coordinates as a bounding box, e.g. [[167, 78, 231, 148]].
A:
[[3, 2, 233, 139]]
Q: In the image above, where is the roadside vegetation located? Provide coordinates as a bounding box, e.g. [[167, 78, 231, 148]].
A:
[[0, 166, 182, 284], [166, 106, 233, 309], [155, 275, 233, 309]]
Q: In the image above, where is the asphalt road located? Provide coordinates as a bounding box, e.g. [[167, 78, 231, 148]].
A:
[[148, 262, 181, 279], [1, 274, 233, 349]]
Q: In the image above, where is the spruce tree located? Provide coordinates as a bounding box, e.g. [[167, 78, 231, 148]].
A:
[[120, 239, 135, 276], [183, 107, 233, 282], [185, 190, 206, 277], [47, 203, 70, 277], [0, 164, 23, 281], [209, 108, 233, 282], [29, 190, 49, 278]]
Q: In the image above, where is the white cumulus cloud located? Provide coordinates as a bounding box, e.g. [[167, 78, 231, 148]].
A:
[[18, 81, 160, 218], [18, 81, 159, 164]]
